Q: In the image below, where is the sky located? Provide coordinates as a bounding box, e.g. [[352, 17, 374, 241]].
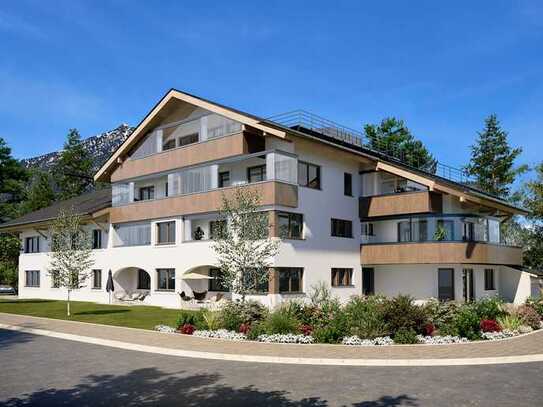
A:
[[1, 0, 542, 182]]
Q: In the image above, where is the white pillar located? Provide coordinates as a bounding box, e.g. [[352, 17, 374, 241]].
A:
[[200, 116, 208, 142], [210, 164, 219, 189], [184, 219, 192, 241], [155, 129, 163, 153], [266, 152, 275, 181], [128, 182, 135, 202]]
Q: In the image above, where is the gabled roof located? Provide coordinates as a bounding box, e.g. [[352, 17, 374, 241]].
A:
[[0, 188, 111, 232]]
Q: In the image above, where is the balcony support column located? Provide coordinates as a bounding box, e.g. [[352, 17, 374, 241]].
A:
[[266, 152, 276, 181], [210, 164, 219, 189], [128, 182, 135, 203]]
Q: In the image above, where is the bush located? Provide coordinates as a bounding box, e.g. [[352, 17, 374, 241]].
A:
[[437, 323, 459, 337], [393, 327, 419, 344], [526, 297, 543, 318], [516, 305, 541, 330], [383, 295, 427, 335], [424, 299, 459, 329], [299, 324, 313, 336], [453, 306, 481, 340], [219, 300, 267, 331], [239, 323, 251, 334], [246, 321, 267, 341], [263, 309, 300, 335], [472, 297, 505, 320], [497, 315, 522, 331], [308, 281, 334, 308], [202, 310, 221, 331], [424, 323, 435, 336], [180, 323, 195, 335], [176, 310, 203, 329], [480, 319, 501, 333], [344, 296, 388, 339]]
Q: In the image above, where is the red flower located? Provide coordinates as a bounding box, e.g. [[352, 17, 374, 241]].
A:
[[180, 323, 195, 335], [239, 323, 250, 334], [300, 324, 313, 336], [480, 319, 501, 333], [424, 323, 435, 336]]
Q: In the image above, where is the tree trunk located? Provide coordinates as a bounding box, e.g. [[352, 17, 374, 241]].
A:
[[67, 290, 71, 317]]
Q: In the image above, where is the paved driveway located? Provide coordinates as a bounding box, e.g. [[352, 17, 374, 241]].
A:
[[1, 329, 542, 406]]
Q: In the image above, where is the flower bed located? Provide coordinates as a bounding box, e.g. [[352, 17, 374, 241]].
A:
[[257, 333, 314, 344], [342, 336, 393, 346], [154, 324, 176, 333], [416, 335, 469, 344], [193, 329, 247, 341], [481, 330, 519, 341]]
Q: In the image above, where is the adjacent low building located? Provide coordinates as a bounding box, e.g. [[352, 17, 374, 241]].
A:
[[1, 89, 539, 308]]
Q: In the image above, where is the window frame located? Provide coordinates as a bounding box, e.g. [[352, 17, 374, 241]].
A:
[[156, 221, 176, 245], [344, 172, 353, 196], [208, 268, 228, 292], [298, 161, 321, 190], [92, 269, 102, 289], [24, 236, 40, 253], [484, 268, 495, 291], [25, 270, 40, 287], [247, 165, 266, 183], [361, 223, 374, 237], [138, 186, 155, 201], [331, 218, 353, 238], [138, 269, 151, 290], [278, 267, 304, 293], [438, 268, 455, 301], [92, 229, 103, 250], [157, 268, 175, 291], [331, 268, 354, 287], [218, 171, 231, 188], [277, 212, 303, 239]]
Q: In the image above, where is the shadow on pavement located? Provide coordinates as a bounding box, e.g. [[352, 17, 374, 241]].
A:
[[1, 366, 417, 406], [0, 329, 34, 351]]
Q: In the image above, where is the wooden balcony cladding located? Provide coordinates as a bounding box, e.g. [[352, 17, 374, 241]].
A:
[[361, 242, 522, 266], [111, 132, 259, 183], [359, 191, 442, 218], [109, 181, 298, 223]]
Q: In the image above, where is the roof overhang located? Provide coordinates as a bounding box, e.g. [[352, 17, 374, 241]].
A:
[[94, 89, 287, 183]]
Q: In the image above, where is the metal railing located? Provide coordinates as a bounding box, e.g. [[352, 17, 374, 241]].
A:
[[267, 110, 474, 186]]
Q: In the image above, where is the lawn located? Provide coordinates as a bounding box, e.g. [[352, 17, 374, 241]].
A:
[[0, 298, 188, 330]]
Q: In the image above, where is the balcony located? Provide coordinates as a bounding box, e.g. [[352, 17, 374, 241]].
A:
[[360, 241, 522, 266], [359, 191, 442, 219]]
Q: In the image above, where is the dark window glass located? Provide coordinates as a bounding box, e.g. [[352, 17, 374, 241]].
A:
[[331, 218, 353, 238], [247, 165, 266, 183], [163, 138, 176, 150], [344, 173, 353, 196], [241, 268, 269, 293], [277, 212, 303, 239], [298, 161, 321, 189], [138, 269, 151, 289], [218, 172, 230, 188], [157, 221, 176, 245], [157, 268, 175, 290], [25, 270, 40, 287], [139, 186, 155, 201], [24, 236, 40, 253], [331, 268, 353, 287], [438, 268, 455, 301], [165, 182, 169, 197], [362, 223, 374, 236], [278, 268, 303, 293], [178, 133, 199, 147], [398, 221, 411, 242], [92, 230, 102, 249], [417, 220, 428, 241], [209, 268, 228, 292], [463, 222, 475, 241], [92, 270, 102, 289], [484, 269, 495, 290], [362, 268, 375, 295], [209, 220, 227, 240]]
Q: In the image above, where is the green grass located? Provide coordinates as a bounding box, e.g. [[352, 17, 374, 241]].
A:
[[0, 298, 194, 330]]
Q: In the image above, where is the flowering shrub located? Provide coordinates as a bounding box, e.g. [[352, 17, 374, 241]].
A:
[[154, 325, 176, 333], [257, 333, 315, 344], [239, 323, 251, 334], [516, 305, 542, 330], [480, 319, 501, 333], [299, 324, 313, 336], [424, 323, 435, 336], [341, 336, 393, 346], [193, 329, 247, 341], [481, 330, 519, 340], [180, 323, 195, 335], [416, 335, 469, 344]]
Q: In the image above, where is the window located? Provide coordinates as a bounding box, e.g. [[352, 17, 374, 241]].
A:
[[165, 182, 169, 197], [463, 222, 475, 241], [247, 165, 266, 183], [415, 220, 428, 241], [139, 186, 155, 201], [331, 268, 353, 287], [114, 222, 151, 247], [484, 269, 495, 290], [344, 173, 353, 196], [397, 221, 411, 242], [178, 133, 199, 147], [157, 268, 175, 291], [209, 268, 228, 292], [362, 223, 374, 236], [138, 269, 151, 290], [277, 212, 303, 239], [92, 270, 102, 289], [298, 161, 321, 189], [362, 268, 375, 295], [436, 219, 454, 241], [438, 268, 455, 301], [278, 267, 303, 293], [92, 229, 102, 249], [25, 270, 40, 287], [24, 236, 40, 253], [331, 218, 353, 238], [218, 171, 230, 188], [209, 220, 227, 240], [156, 221, 176, 245], [162, 138, 176, 151]]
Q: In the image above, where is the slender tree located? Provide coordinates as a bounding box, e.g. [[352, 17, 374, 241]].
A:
[[53, 129, 94, 200], [0, 233, 22, 290], [19, 169, 56, 215], [0, 137, 28, 221], [364, 117, 436, 172], [211, 188, 280, 301], [48, 208, 94, 316], [465, 114, 526, 198]]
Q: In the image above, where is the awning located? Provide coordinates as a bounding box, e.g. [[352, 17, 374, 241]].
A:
[[182, 272, 214, 280]]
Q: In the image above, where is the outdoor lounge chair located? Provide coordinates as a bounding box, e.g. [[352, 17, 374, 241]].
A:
[[193, 291, 207, 301]]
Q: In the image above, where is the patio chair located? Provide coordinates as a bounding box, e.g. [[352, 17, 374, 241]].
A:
[[193, 290, 207, 301]]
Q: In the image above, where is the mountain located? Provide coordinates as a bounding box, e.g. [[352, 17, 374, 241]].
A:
[[21, 124, 134, 171]]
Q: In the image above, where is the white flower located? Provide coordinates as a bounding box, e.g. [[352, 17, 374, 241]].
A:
[[257, 334, 315, 344], [481, 330, 519, 340], [416, 335, 468, 344], [341, 336, 393, 346], [193, 329, 247, 341], [154, 325, 176, 333]]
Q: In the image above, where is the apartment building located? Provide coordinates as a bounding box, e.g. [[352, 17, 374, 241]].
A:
[[1, 89, 538, 308]]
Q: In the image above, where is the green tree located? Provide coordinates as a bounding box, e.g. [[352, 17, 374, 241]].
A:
[[0, 137, 28, 221], [465, 114, 526, 198], [0, 233, 21, 290], [19, 169, 56, 215], [522, 163, 543, 222], [364, 117, 436, 172], [53, 129, 93, 200]]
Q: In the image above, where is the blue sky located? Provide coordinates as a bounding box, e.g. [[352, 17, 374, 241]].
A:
[[1, 0, 542, 181]]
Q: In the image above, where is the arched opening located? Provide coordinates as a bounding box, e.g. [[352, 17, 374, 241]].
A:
[[113, 267, 152, 296]]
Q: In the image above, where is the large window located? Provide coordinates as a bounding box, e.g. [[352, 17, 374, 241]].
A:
[[218, 171, 230, 188], [331, 218, 353, 238], [247, 165, 266, 183], [484, 269, 495, 290], [156, 221, 176, 245], [278, 267, 303, 293], [92, 230, 102, 249], [438, 268, 455, 301], [25, 270, 40, 287], [138, 186, 155, 201], [138, 269, 151, 290], [157, 269, 175, 291], [331, 268, 353, 287], [209, 268, 228, 292], [298, 161, 321, 189], [344, 173, 352, 196], [277, 212, 303, 239], [92, 269, 102, 289], [114, 222, 151, 247], [397, 221, 411, 242], [24, 236, 40, 253]]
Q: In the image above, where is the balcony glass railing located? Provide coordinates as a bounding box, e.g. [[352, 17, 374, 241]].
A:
[[361, 215, 501, 245], [112, 150, 298, 207]]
